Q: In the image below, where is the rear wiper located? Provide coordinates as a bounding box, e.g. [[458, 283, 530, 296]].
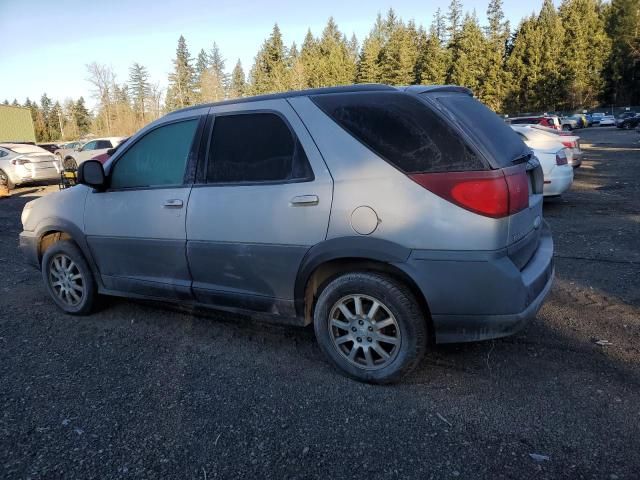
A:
[[511, 152, 532, 165]]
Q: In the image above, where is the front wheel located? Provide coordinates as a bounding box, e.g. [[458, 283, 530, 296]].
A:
[[42, 240, 97, 315], [313, 272, 428, 384]]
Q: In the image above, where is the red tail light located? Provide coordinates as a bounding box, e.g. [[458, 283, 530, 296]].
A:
[[410, 169, 529, 219], [556, 150, 568, 166], [561, 140, 576, 149]]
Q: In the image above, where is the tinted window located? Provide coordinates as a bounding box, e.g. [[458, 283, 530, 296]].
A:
[[82, 141, 97, 151], [206, 113, 312, 183], [95, 140, 112, 149], [432, 93, 529, 167], [312, 92, 483, 173], [110, 119, 198, 189], [0, 150, 7, 158]]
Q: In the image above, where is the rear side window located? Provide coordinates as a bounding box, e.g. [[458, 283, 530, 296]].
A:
[[312, 92, 484, 173], [206, 112, 313, 183], [110, 119, 198, 189], [432, 93, 529, 168], [95, 140, 112, 149]]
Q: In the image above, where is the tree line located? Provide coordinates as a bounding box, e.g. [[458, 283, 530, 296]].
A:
[[4, 0, 639, 142]]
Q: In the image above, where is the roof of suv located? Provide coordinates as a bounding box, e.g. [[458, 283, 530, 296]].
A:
[[166, 84, 473, 116]]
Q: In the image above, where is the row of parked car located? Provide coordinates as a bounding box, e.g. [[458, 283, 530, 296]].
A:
[[506, 111, 640, 131], [0, 137, 126, 190]]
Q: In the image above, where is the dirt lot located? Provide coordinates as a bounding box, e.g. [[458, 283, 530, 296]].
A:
[[1, 127, 639, 479]]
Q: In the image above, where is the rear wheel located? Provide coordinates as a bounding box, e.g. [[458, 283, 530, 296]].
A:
[[313, 272, 427, 384], [42, 240, 97, 315], [0, 169, 15, 190]]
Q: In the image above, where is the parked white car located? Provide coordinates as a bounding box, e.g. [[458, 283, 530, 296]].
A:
[[512, 125, 583, 168], [62, 137, 126, 169], [510, 127, 573, 196], [0, 143, 62, 189], [599, 115, 616, 127]]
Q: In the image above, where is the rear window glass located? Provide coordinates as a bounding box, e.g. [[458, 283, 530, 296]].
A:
[[312, 92, 484, 173], [430, 93, 529, 167]]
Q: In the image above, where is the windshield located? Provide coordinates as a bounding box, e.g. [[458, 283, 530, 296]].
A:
[[423, 92, 528, 168]]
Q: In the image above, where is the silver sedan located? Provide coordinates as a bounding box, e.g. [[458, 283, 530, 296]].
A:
[[0, 143, 62, 189]]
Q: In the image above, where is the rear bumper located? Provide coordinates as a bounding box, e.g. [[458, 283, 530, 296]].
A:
[[543, 165, 573, 196], [19, 230, 40, 268], [569, 149, 583, 168], [398, 223, 554, 344]]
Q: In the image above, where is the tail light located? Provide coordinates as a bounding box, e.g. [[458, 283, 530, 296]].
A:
[[410, 168, 529, 219], [11, 157, 30, 166], [561, 140, 577, 149], [556, 150, 568, 166]]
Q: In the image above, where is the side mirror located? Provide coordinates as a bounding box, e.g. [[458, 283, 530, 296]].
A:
[[75, 146, 82, 151], [77, 160, 106, 190], [106, 147, 116, 156]]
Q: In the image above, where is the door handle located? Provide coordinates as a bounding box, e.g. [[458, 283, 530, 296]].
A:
[[290, 195, 319, 206], [163, 199, 183, 208]]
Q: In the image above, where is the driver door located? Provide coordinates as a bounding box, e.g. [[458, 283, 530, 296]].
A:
[[84, 111, 206, 300]]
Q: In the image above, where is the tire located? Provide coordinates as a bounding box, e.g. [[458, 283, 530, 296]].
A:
[[0, 169, 15, 190], [623, 123, 632, 130], [63, 157, 78, 170], [42, 240, 97, 315], [313, 272, 427, 384]]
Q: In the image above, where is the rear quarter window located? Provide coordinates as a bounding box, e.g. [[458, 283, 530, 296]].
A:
[[311, 92, 484, 173]]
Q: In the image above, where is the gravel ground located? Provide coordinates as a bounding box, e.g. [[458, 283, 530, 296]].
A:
[[1, 127, 639, 479]]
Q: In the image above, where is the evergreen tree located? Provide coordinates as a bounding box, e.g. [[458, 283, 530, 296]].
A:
[[536, 0, 565, 110], [129, 62, 152, 122], [356, 14, 385, 83], [433, 8, 447, 43], [195, 49, 209, 80], [166, 35, 197, 110], [446, 0, 464, 43], [73, 97, 91, 135], [209, 42, 228, 90], [505, 15, 545, 112], [39, 94, 54, 141], [603, 0, 640, 105], [288, 42, 307, 90], [300, 29, 320, 87], [417, 21, 448, 84], [316, 17, 357, 86], [379, 19, 420, 85], [49, 101, 62, 140], [249, 24, 290, 94], [11, 99, 19, 106], [559, 0, 611, 109], [481, 0, 511, 111], [448, 12, 487, 93], [1, 100, 8, 106], [229, 59, 247, 98]]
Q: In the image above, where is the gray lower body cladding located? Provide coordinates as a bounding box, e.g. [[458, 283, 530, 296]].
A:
[[397, 223, 554, 343]]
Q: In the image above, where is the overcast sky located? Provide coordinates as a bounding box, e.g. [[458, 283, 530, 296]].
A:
[[0, 0, 546, 109]]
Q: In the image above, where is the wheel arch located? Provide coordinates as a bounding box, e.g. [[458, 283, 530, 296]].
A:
[[295, 237, 433, 334], [34, 220, 102, 288]]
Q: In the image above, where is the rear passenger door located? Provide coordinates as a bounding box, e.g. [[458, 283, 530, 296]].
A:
[[186, 99, 333, 314]]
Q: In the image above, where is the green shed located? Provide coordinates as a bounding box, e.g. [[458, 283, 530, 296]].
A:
[[0, 105, 36, 143]]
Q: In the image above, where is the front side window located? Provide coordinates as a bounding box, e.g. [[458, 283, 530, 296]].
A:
[[110, 119, 198, 189], [82, 141, 97, 151], [206, 112, 313, 183]]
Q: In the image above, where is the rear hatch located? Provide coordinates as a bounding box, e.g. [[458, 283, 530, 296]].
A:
[[417, 88, 544, 269]]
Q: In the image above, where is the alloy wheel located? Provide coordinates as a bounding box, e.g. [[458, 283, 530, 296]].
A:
[[328, 294, 401, 370], [48, 253, 85, 306]]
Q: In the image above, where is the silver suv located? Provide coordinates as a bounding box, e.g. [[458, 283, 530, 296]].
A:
[[19, 85, 554, 383]]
